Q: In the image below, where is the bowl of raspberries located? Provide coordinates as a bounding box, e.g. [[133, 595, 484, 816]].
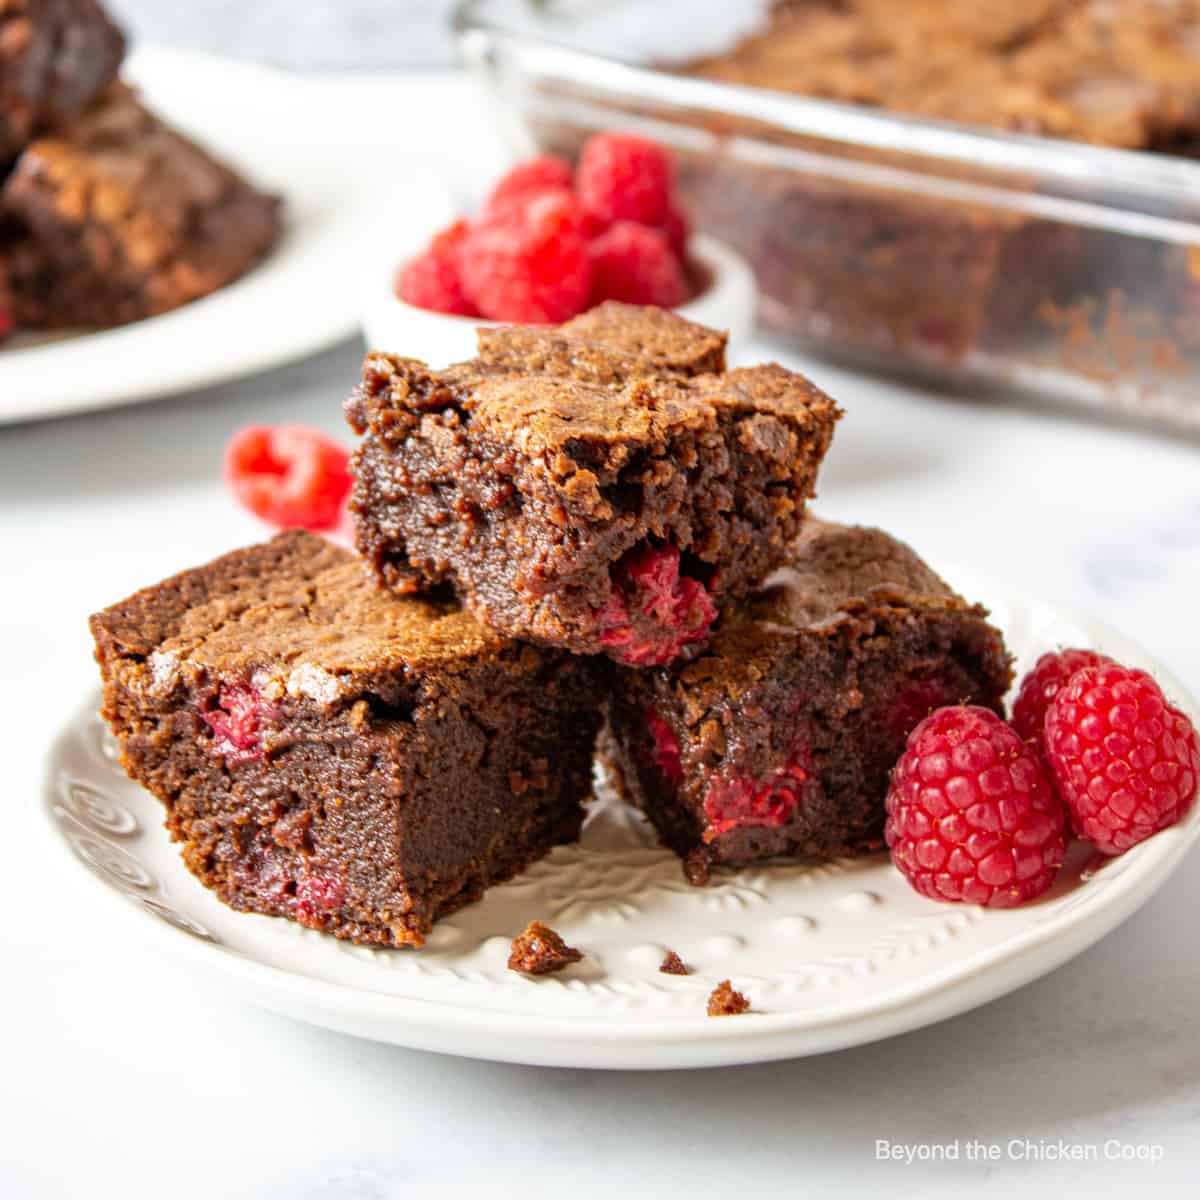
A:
[[363, 132, 756, 365]]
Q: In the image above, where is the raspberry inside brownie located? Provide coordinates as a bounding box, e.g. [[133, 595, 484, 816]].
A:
[[603, 520, 1013, 883], [90, 531, 603, 947], [345, 302, 841, 663]]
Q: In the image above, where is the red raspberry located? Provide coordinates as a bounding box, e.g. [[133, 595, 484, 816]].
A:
[[200, 683, 276, 765], [486, 187, 592, 241], [0, 307, 13, 340], [577, 131, 675, 227], [597, 541, 716, 666], [294, 871, 347, 927], [1012, 648, 1113, 746], [225, 425, 353, 532], [485, 155, 573, 213], [703, 751, 812, 838], [643, 707, 683, 786], [657, 204, 690, 262], [1044, 663, 1200, 854], [886, 706, 1069, 907], [886, 676, 956, 740], [588, 221, 689, 308], [459, 191, 592, 323], [395, 219, 476, 316]]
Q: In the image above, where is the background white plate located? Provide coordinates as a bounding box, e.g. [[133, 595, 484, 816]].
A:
[[42, 576, 1200, 1070], [0, 48, 454, 424]]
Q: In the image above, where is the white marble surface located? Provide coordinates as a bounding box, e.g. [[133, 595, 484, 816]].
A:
[[4, 69, 1200, 1199]]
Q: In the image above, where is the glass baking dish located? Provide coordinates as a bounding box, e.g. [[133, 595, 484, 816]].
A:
[[455, 0, 1200, 432]]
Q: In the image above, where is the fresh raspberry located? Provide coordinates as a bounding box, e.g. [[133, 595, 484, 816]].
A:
[[225, 425, 353, 532], [0, 307, 13, 340], [885, 706, 1069, 907], [588, 221, 689, 308], [703, 749, 812, 838], [395, 219, 476, 316], [485, 154, 573, 213], [597, 541, 717, 665], [644, 707, 683, 785], [1012, 648, 1113, 746], [577, 131, 675, 227], [657, 204, 690, 262], [459, 191, 592, 323], [1044, 663, 1200, 854], [201, 683, 276, 764], [486, 187, 592, 241]]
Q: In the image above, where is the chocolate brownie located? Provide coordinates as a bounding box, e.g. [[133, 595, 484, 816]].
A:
[[604, 520, 1013, 883], [346, 303, 841, 665], [687, 1, 1200, 150], [2, 84, 280, 329], [90, 531, 603, 948], [669, 1, 1200, 367], [0, 0, 125, 162]]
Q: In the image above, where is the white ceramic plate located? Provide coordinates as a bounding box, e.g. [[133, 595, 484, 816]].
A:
[[42, 576, 1200, 1069], [0, 48, 455, 424], [361, 232, 759, 367]]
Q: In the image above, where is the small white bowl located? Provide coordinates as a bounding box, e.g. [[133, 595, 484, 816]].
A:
[[361, 232, 757, 366]]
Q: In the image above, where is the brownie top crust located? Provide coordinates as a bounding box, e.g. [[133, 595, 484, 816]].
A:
[[675, 518, 996, 694], [348, 302, 840, 461], [89, 532, 511, 696], [2, 82, 280, 323], [685, 0, 1200, 151], [747, 519, 960, 630]]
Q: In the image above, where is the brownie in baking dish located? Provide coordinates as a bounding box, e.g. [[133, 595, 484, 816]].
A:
[[0, 0, 125, 162], [2, 83, 280, 330], [346, 302, 841, 665], [667, 0, 1200, 367], [90, 531, 603, 947], [603, 520, 1013, 883]]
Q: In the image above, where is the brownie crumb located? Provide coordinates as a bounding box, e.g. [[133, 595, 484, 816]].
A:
[[659, 950, 690, 976], [707, 979, 751, 1016], [507, 920, 584, 975]]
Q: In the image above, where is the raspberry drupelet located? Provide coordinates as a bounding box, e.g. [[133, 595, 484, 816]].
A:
[[603, 520, 1013, 883]]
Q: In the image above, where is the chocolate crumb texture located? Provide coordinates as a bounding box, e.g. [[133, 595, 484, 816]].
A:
[[659, 950, 690, 976], [507, 920, 584, 976], [707, 980, 751, 1017]]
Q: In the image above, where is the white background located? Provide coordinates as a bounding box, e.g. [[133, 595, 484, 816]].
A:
[[4, 6, 1200, 1197]]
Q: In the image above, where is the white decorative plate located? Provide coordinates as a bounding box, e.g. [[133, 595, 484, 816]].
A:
[[0, 48, 455, 424], [42, 579, 1200, 1069]]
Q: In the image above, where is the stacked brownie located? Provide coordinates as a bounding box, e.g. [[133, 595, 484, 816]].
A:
[[0, 0, 279, 340], [93, 304, 1012, 946]]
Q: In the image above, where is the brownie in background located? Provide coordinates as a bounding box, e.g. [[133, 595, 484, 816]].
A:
[[3, 83, 280, 329], [0, 0, 125, 162]]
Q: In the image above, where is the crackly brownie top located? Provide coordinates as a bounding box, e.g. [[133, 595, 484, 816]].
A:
[[90, 531, 514, 691], [674, 518, 992, 695], [3, 83, 279, 268], [349, 302, 840, 458], [685, 0, 1200, 151]]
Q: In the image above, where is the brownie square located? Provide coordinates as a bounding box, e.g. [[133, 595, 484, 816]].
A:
[[90, 532, 604, 947], [2, 83, 280, 329], [346, 303, 841, 665], [604, 520, 1013, 883], [0, 0, 125, 162]]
